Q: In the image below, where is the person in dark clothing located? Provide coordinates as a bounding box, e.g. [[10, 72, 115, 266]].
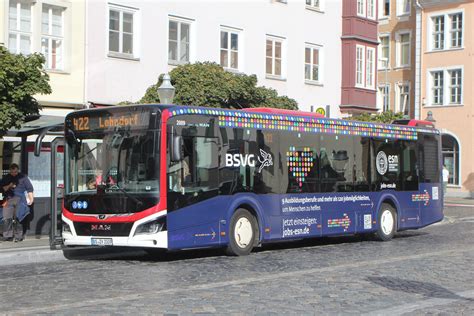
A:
[[1, 163, 34, 242]]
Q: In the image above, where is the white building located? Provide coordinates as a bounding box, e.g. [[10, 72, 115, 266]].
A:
[[86, 0, 342, 116]]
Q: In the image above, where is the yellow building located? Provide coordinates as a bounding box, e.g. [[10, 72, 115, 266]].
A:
[[1, 0, 85, 113], [419, 0, 474, 197], [0, 0, 85, 235]]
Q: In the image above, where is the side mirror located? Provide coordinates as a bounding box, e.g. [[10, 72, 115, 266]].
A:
[[171, 135, 183, 162]]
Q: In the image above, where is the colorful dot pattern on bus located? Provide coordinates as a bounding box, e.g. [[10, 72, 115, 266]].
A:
[[168, 107, 437, 140], [412, 190, 430, 206], [287, 147, 315, 187], [327, 214, 352, 232]]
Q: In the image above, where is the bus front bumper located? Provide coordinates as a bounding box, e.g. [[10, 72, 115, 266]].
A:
[[61, 212, 168, 249]]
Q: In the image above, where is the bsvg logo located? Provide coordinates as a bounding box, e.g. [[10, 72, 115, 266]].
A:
[[225, 149, 273, 173]]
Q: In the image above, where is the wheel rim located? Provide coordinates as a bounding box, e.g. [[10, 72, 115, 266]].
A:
[[234, 217, 253, 249], [381, 210, 394, 235]]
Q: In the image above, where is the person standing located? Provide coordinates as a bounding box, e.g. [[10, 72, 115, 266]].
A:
[[442, 164, 450, 199], [1, 163, 34, 242]]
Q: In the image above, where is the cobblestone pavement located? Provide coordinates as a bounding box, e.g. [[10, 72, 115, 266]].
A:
[[0, 206, 473, 315]]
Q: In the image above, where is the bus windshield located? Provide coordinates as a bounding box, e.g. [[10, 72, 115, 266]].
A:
[[65, 128, 160, 195]]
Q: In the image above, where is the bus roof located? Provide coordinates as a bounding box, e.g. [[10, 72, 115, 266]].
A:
[[66, 104, 440, 140]]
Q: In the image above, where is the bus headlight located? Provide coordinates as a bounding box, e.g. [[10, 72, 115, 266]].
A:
[[62, 221, 71, 233], [134, 217, 166, 236]]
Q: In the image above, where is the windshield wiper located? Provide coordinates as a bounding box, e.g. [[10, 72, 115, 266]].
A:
[[106, 183, 143, 207]]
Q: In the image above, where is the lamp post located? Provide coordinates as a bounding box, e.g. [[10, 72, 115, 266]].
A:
[[425, 110, 436, 123], [157, 73, 175, 104]]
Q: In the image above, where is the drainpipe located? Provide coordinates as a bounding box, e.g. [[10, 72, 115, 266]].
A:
[[414, 0, 424, 120]]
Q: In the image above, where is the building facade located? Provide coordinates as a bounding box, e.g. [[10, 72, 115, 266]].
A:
[[85, 0, 342, 116], [1, 0, 86, 234], [377, 0, 416, 117], [340, 0, 379, 115], [418, 0, 474, 197]]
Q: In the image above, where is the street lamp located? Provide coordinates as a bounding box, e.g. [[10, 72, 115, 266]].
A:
[[425, 110, 436, 123], [157, 73, 175, 104]]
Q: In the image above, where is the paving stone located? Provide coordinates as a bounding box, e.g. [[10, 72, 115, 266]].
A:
[[0, 206, 472, 314]]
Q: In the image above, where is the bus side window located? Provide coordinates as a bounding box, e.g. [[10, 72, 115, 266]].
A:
[[402, 141, 418, 190]]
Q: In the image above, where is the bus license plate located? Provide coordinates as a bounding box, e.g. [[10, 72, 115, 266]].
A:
[[91, 238, 113, 246]]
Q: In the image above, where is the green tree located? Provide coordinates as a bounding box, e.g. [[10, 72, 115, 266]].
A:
[[348, 111, 406, 124], [0, 47, 51, 136], [139, 62, 297, 110]]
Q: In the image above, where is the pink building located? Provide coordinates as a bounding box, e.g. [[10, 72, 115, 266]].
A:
[[340, 0, 379, 115], [418, 0, 474, 197]]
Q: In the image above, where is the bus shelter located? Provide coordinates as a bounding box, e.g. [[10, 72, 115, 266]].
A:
[[0, 115, 64, 247]]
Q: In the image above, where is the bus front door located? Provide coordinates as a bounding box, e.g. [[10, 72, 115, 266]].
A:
[[50, 137, 64, 249]]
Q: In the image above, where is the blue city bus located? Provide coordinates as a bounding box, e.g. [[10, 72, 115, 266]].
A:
[[62, 104, 443, 255]]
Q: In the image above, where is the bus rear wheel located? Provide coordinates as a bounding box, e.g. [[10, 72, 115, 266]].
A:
[[375, 203, 397, 241], [226, 208, 258, 256]]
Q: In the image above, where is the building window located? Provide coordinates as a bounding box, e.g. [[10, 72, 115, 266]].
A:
[[431, 71, 444, 105], [379, 35, 390, 69], [366, 47, 375, 89], [41, 4, 65, 70], [109, 6, 136, 56], [367, 0, 376, 19], [266, 38, 283, 77], [357, 0, 365, 17], [449, 69, 462, 104], [305, 0, 320, 9], [442, 134, 459, 186], [168, 19, 190, 64], [432, 16, 445, 50], [356, 45, 365, 87], [8, 0, 32, 55], [305, 45, 320, 82], [397, 0, 410, 16], [397, 83, 410, 114], [380, 0, 390, 18], [220, 29, 239, 70], [450, 13, 462, 48], [397, 32, 410, 67], [378, 85, 390, 112]]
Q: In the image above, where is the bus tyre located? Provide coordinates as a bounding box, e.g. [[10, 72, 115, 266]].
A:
[[226, 208, 258, 256], [375, 203, 397, 241]]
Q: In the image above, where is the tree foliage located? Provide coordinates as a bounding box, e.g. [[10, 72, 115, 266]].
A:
[[0, 46, 51, 136], [347, 111, 406, 124], [139, 62, 297, 110]]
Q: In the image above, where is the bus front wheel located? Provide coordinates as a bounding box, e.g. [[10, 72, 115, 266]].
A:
[[375, 203, 397, 241], [226, 208, 258, 256]]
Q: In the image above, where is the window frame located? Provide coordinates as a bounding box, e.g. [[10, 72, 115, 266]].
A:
[[448, 69, 462, 105], [396, 82, 410, 114], [266, 36, 285, 79], [107, 4, 139, 59], [41, 4, 65, 70], [396, 0, 411, 17], [168, 16, 193, 65], [305, 0, 321, 11], [357, 0, 366, 17], [7, 0, 33, 55], [396, 31, 411, 68], [377, 84, 391, 112], [366, 47, 376, 89], [379, 34, 390, 69], [428, 11, 464, 52], [355, 45, 366, 88], [304, 43, 322, 84], [379, 0, 391, 19], [449, 13, 463, 49], [367, 0, 376, 20], [220, 27, 241, 71], [427, 67, 463, 107]]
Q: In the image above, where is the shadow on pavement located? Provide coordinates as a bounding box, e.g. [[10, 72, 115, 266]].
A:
[[367, 276, 474, 301], [62, 230, 427, 263]]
